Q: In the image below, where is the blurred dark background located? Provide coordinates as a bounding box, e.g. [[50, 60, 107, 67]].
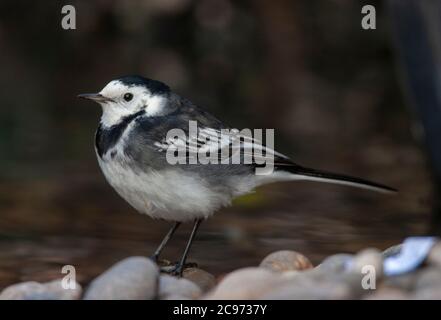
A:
[[0, 0, 437, 287]]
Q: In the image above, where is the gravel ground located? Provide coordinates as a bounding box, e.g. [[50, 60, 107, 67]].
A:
[[2, 239, 441, 300]]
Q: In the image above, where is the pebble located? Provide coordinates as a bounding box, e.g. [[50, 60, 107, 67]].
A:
[[259, 250, 313, 272], [414, 287, 441, 299], [163, 294, 192, 300], [158, 274, 202, 300], [414, 267, 441, 290], [382, 244, 402, 259], [0, 279, 82, 300], [350, 248, 383, 279], [182, 268, 216, 292], [318, 254, 353, 273], [363, 287, 410, 300], [5, 239, 441, 300], [426, 241, 441, 268], [283, 267, 327, 283], [204, 267, 282, 299], [262, 276, 352, 300], [84, 256, 158, 300], [383, 273, 416, 291]]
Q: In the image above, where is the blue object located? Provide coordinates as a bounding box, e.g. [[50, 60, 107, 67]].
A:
[[383, 237, 437, 276]]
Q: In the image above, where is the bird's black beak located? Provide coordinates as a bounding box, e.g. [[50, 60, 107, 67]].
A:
[[77, 93, 113, 103]]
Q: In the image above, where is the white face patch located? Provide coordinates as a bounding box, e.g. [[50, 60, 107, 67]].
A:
[[97, 80, 167, 127]]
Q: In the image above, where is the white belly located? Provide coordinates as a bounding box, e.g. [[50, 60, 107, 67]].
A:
[[97, 155, 233, 221]]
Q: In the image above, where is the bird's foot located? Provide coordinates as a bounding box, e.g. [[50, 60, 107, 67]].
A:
[[160, 261, 198, 276], [149, 255, 173, 268]]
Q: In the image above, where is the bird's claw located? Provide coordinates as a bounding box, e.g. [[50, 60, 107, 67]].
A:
[[160, 261, 198, 276]]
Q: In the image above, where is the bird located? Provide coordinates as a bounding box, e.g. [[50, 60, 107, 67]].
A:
[[78, 75, 396, 275]]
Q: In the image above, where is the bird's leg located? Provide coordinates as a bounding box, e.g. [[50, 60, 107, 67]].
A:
[[150, 222, 181, 264], [170, 219, 202, 276]]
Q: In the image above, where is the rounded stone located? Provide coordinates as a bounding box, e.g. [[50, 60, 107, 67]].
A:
[[0, 279, 82, 300], [158, 274, 202, 300], [382, 244, 402, 259], [363, 287, 410, 300], [84, 256, 159, 300], [262, 277, 352, 300], [426, 242, 441, 268], [414, 267, 441, 290], [163, 294, 192, 300], [383, 273, 417, 291], [204, 267, 282, 299], [414, 287, 441, 299], [259, 250, 313, 272], [350, 248, 383, 279], [182, 268, 216, 292], [318, 254, 354, 273]]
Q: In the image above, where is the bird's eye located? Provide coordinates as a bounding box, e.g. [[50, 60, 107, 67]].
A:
[[123, 93, 133, 102]]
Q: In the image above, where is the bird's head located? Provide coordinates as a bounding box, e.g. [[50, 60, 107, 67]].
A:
[[78, 75, 173, 127]]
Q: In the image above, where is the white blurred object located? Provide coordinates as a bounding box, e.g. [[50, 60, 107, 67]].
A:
[[383, 237, 437, 276]]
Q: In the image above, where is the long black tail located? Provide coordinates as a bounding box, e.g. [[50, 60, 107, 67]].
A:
[[277, 164, 397, 194]]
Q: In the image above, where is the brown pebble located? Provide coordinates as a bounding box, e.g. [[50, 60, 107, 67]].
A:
[[427, 242, 441, 268], [259, 250, 313, 272], [182, 268, 216, 293]]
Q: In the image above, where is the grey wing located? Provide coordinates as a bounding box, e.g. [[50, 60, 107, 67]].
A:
[[126, 91, 300, 184], [152, 124, 292, 170], [125, 98, 291, 175]]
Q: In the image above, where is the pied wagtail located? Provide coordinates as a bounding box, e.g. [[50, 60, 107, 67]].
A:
[[78, 75, 396, 275]]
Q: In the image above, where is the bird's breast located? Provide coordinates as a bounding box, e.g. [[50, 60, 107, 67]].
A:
[[96, 154, 233, 221]]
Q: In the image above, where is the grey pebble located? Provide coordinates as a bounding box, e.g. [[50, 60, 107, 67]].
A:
[[414, 267, 441, 290], [382, 244, 402, 259], [363, 287, 411, 300], [204, 267, 282, 300], [350, 248, 383, 279], [262, 276, 352, 300], [158, 274, 202, 300], [383, 273, 417, 292], [413, 287, 441, 300], [318, 254, 354, 273], [84, 256, 159, 300], [0, 279, 82, 300]]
